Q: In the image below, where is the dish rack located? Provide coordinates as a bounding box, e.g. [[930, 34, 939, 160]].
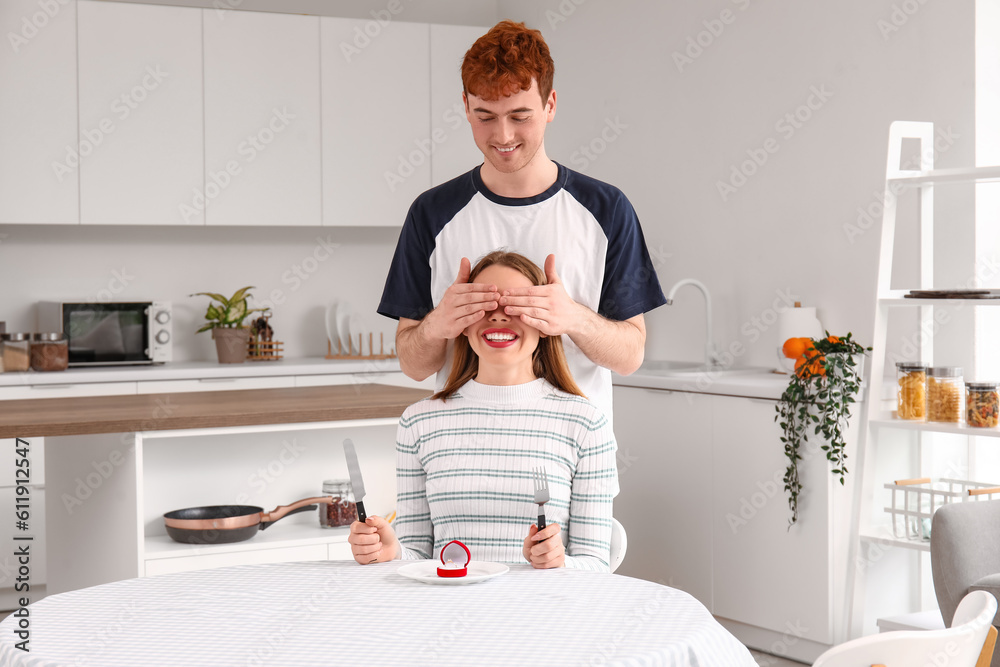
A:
[[883, 477, 1000, 541], [325, 332, 397, 360]]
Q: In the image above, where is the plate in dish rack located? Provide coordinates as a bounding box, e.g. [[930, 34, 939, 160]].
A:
[[397, 561, 509, 585]]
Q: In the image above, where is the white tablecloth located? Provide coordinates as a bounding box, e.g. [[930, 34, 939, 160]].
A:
[[0, 561, 756, 666]]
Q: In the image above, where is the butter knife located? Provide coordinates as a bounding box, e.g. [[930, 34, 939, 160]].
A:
[[343, 438, 368, 523]]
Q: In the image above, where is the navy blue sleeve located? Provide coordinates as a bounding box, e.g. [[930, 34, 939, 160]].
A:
[[378, 201, 435, 321], [378, 169, 479, 321], [598, 195, 667, 321]]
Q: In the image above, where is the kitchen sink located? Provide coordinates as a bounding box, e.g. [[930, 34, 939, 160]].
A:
[[637, 360, 772, 377]]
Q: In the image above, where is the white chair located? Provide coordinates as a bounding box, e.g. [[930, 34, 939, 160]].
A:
[[813, 590, 998, 667], [610, 517, 627, 573]]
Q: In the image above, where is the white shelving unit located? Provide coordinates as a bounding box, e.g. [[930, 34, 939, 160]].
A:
[[45, 418, 400, 595], [845, 121, 1000, 637]]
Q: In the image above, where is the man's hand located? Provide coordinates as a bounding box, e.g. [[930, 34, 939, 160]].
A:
[[499, 254, 588, 337], [522, 522, 566, 569], [422, 257, 501, 340]]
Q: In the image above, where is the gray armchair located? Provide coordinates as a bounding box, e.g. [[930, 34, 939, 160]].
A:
[[931, 499, 1000, 666]]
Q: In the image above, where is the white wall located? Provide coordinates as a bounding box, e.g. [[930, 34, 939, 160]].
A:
[[496, 0, 976, 371], [0, 224, 403, 362], [0, 0, 980, 370]]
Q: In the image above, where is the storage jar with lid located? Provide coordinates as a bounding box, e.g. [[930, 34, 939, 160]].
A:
[[319, 479, 357, 527], [30, 333, 68, 372], [966, 382, 999, 428], [0, 333, 31, 372], [896, 362, 928, 421], [927, 366, 963, 423]]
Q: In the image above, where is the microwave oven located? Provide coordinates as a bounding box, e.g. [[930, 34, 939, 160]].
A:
[[37, 301, 172, 366]]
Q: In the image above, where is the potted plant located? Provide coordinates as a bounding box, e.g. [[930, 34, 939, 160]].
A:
[[776, 332, 870, 526], [190, 286, 267, 364]]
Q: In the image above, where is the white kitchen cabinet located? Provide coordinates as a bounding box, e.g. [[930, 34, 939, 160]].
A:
[[429, 24, 484, 186], [203, 10, 322, 226], [612, 386, 713, 609], [711, 394, 834, 646], [77, 1, 203, 225], [321, 18, 430, 226], [0, 0, 78, 224], [0, 438, 46, 610]]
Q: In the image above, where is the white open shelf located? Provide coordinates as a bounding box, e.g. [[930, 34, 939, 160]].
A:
[[871, 413, 1000, 438], [859, 532, 930, 553], [887, 165, 1000, 186], [877, 295, 1000, 307], [144, 523, 350, 560]]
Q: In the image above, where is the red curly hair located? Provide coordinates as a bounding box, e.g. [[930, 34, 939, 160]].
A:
[[461, 20, 554, 103]]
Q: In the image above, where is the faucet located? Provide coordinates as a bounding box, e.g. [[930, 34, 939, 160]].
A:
[[666, 278, 723, 367]]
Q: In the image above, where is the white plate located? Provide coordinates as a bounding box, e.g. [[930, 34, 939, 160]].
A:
[[324, 302, 339, 351], [397, 561, 509, 585], [336, 301, 352, 355]]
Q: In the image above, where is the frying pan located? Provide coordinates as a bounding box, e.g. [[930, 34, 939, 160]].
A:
[[163, 496, 334, 545]]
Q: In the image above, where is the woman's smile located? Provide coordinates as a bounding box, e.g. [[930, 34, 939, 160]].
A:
[[482, 327, 519, 347]]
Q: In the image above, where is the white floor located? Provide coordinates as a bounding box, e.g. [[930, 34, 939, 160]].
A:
[[749, 649, 809, 666]]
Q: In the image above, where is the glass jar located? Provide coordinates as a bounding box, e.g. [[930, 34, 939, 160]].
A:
[[319, 479, 358, 528], [0, 333, 31, 372], [896, 362, 928, 421], [30, 333, 68, 372], [927, 366, 963, 423], [966, 382, 999, 428]]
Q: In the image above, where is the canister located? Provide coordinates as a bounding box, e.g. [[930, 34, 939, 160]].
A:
[[896, 362, 928, 421], [319, 479, 357, 527], [30, 333, 68, 372], [927, 366, 963, 423], [966, 382, 999, 428], [0, 333, 31, 372]]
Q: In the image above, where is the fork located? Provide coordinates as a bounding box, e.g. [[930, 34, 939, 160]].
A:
[[532, 467, 549, 530]]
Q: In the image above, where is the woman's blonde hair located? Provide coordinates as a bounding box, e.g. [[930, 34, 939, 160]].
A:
[[432, 250, 585, 401]]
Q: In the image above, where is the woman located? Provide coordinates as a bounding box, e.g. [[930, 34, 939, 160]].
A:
[[349, 251, 618, 571]]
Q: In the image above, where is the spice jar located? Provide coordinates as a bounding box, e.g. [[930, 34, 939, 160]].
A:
[[30, 333, 68, 372], [927, 366, 963, 423], [966, 382, 999, 428], [0, 333, 31, 372], [896, 362, 928, 421], [319, 479, 358, 528]]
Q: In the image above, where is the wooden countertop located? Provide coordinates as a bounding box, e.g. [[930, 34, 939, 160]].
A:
[[0, 384, 432, 438]]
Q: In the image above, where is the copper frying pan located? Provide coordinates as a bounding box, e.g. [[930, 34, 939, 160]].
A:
[[163, 496, 334, 545]]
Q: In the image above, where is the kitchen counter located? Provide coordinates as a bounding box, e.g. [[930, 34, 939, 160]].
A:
[[0, 356, 402, 387], [0, 383, 431, 438], [613, 364, 790, 400]]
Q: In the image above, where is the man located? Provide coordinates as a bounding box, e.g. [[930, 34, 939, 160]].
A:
[[378, 20, 665, 420]]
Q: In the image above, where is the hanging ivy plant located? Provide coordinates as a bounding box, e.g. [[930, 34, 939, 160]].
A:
[[775, 332, 870, 526]]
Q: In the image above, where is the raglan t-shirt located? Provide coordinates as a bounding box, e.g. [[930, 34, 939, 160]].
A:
[[378, 162, 667, 420]]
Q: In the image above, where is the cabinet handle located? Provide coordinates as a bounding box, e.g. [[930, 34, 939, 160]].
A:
[[30, 384, 73, 390], [198, 378, 238, 383]]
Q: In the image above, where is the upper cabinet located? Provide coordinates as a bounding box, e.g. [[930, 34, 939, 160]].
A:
[[0, 0, 79, 224], [321, 18, 430, 227], [204, 10, 322, 226], [429, 24, 484, 187], [0, 3, 484, 228], [77, 1, 203, 225]]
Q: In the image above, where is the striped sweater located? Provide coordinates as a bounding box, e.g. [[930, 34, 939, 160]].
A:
[[393, 378, 619, 571]]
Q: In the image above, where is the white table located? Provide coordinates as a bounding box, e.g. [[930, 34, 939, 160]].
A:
[[0, 561, 756, 666]]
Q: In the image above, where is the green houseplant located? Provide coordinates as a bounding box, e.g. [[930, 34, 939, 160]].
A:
[[776, 332, 870, 526], [190, 286, 267, 364]]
